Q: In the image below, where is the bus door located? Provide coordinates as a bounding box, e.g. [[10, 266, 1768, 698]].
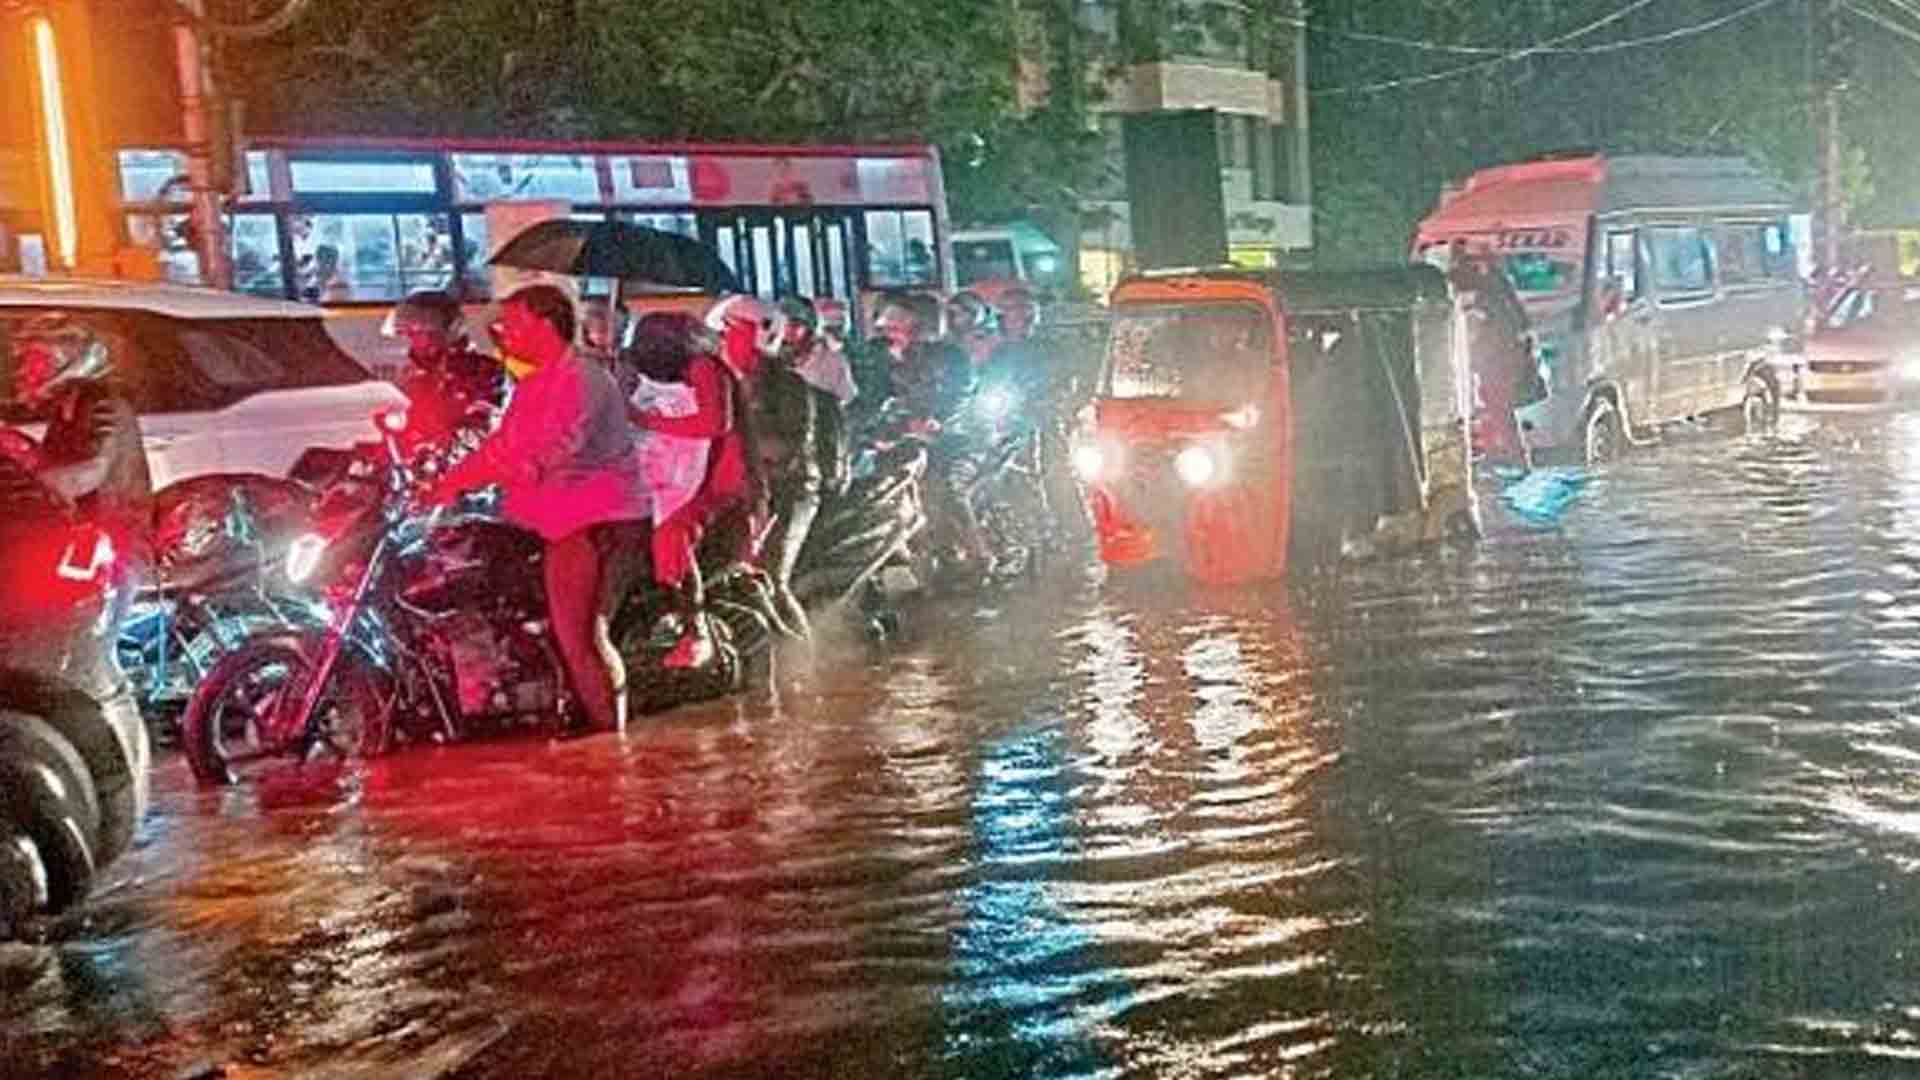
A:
[[704, 211, 858, 302]]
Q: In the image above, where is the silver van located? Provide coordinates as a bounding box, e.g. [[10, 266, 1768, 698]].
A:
[[1414, 154, 1805, 463]]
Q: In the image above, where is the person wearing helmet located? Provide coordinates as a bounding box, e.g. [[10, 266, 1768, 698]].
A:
[[386, 290, 503, 449], [945, 290, 996, 367], [753, 297, 855, 636], [9, 316, 151, 535], [632, 294, 783, 667]]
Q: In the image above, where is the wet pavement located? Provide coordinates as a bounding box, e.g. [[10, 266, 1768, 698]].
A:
[[15, 408, 1920, 1077]]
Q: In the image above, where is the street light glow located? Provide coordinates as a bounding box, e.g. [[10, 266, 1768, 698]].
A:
[[30, 16, 77, 269]]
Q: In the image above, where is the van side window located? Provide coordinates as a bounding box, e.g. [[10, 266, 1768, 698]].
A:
[[1605, 231, 1639, 300], [1647, 226, 1714, 300], [1715, 222, 1792, 287], [1760, 222, 1796, 280]]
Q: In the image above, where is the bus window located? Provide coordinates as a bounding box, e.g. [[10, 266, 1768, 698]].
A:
[[291, 213, 454, 303], [450, 153, 600, 203], [1605, 230, 1639, 300], [752, 223, 778, 299], [288, 157, 436, 195], [864, 209, 937, 288], [792, 223, 817, 296], [230, 214, 285, 297], [1647, 226, 1714, 301], [826, 226, 849, 299], [460, 212, 491, 297], [624, 212, 697, 238]]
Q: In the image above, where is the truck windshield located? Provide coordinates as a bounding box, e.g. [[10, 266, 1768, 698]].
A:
[[1106, 304, 1270, 403], [954, 239, 1018, 286]]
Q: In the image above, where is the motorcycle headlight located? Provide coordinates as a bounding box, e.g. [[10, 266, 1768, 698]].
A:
[[285, 532, 328, 584], [1175, 444, 1227, 489], [979, 385, 1017, 422], [1071, 442, 1106, 482]]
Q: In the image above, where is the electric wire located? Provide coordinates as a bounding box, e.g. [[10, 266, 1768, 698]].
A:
[[1314, 0, 1791, 97]]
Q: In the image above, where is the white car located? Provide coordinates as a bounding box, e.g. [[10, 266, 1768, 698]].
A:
[[0, 276, 406, 489]]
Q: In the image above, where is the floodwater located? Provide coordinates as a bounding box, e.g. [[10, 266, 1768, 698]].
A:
[[13, 409, 1920, 1078]]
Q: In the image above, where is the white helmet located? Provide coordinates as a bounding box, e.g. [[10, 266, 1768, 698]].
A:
[[704, 294, 787, 358]]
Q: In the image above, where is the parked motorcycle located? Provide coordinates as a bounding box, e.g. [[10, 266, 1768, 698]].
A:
[[0, 453, 149, 935], [124, 474, 326, 739]]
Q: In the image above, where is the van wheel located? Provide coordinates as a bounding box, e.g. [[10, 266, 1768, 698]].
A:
[[1584, 398, 1624, 465], [1742, 374, 1779, 434]]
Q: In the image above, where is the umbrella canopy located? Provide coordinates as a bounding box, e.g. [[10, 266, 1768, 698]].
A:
[[488, 219, 741, 294]]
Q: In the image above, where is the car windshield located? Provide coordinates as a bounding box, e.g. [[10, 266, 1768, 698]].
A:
[[1106, 304, 1270, 403], [0, 308, 372, 420]]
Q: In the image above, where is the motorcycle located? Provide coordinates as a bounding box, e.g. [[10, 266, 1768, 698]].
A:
[[181, 411, 780, 786], [123, 474, 327, 739], [790, 438, 929, 638]]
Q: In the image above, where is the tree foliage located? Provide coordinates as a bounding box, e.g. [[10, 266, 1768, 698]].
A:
[[1305, 0, 1821, 266], [223, 0, 1105, 225]]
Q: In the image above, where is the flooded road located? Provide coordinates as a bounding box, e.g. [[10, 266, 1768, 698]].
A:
[[15, 408, 1920, 1077]]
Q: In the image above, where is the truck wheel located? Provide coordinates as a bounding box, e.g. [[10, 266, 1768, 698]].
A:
[[1584, 398, 1625, 465]]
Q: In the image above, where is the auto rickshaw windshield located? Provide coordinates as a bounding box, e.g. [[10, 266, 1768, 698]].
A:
[[1106, 304, 1271, 404]]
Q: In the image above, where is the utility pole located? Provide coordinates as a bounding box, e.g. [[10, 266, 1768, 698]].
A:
[[1812, 0, 1849, 275], [172, 0, 231, 289]]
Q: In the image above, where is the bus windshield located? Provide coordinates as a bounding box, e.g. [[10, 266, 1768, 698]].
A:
[[1106, 304, 1270, 403]]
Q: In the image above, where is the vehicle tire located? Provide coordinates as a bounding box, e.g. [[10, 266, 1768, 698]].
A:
[[0, 828, 48, 936], [1584, 397, 1625, 466], [183, 637, 386, 787], [0, 713, 101, 917], [1741, 373, 1780, 434]]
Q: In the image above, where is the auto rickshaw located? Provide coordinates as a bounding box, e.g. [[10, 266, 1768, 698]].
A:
[[1076, 266, 1477, 585]]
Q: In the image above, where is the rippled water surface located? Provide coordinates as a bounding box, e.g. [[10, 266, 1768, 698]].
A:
[[16, 410, 1920, 1078]]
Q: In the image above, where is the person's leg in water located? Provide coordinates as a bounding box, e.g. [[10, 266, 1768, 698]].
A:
[[594, 521, 649, 729], [546, 527, 622, 734], [654, 505, 713, 669], [764, 482, 818, 638]]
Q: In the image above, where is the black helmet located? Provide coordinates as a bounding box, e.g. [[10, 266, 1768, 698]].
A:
[[945, 290, 991, 334], [778, 296, 820, 333], [627, 312, 716, 382], [383, 289, 466, 341], [11, 314, 113, 405]]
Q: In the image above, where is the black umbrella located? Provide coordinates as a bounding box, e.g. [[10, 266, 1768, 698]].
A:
[[488, 218, 741, 294]]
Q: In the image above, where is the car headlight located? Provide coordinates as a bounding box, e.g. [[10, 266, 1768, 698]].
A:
[[285, 532, 328, 584], [1071, 442, 1106, 482], [1175, 443, 1227, 488]]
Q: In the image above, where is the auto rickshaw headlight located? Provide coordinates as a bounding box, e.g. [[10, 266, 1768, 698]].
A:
[[1175, 444, 1225, 488], [1071, 442, 1106, 482]]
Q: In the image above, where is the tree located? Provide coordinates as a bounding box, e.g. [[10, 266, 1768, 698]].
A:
[[1305, 0, 1818, 265], [222, 0, 1106, 226]]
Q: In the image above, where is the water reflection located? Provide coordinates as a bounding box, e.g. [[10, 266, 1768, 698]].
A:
[[28, 411, 1920, 1075]]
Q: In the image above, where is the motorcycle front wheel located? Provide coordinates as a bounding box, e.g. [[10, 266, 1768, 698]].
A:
[[181, 636, 390, 787]]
